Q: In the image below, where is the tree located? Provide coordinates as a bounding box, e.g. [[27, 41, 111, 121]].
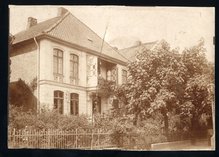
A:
[[8, 34, 14, 81], [119, 40, 187, 137], [180, 39, 214, 137]]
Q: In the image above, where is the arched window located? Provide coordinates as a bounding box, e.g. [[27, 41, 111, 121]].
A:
[[70, 93, 79, 115], [54, 90, 64, 114], [70, 54, 79, 85], [53, 48, 63, 74]]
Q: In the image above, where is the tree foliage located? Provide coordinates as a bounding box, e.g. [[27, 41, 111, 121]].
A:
[[114, 39, 214, 138]]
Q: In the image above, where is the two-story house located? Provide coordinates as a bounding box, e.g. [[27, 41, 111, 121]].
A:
[[10, 7, 128, 116]]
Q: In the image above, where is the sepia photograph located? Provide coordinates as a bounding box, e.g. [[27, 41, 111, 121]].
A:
[[8, 5, 215, 150]]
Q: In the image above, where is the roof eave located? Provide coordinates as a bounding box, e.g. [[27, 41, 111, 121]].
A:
[[32, 34, 128, 66]]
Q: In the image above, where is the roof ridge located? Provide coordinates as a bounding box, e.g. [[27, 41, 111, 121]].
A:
[[67, 13, 128, 61], [119, 40, 158, 51], [43, 12, 70, 33]]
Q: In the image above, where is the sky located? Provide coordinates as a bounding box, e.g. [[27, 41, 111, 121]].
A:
[[9, 6, 215, 62]]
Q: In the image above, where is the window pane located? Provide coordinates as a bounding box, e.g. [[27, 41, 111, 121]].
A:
[[53, 56, 58, 73], [75, 101, 78, 115], [70, 54, 74, 60], [54, 91, 58, 97], [70, 54, 79, 79], [59, 91, 63, 98], [74, 55, 78, 62], [59, 99, 63, 114], [70, 61, 73, 77], [54, 99, 58, 109], [53, 49, 58, 56], [73, 63, 78, 78], [70, 93, 79, 115], [58, 51, 63, 57], [58, 58, 63, 74]]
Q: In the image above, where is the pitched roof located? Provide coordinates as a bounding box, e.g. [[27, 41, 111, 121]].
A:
[[119, 41, 158, 61], [13, 11, 128, 63], [13, 16, 62, 44]]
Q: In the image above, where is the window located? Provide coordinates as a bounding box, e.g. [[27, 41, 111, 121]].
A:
[[122, 69, 127, 84], [53, 49, 63, 82], [70, 93, 79, 115], [70, 54, 79, 85], [54, 90, 64, 114], [53, 49, 63, 75]]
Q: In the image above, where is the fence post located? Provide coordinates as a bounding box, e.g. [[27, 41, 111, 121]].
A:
[[12, 128, 16, 148], [91, 129, 93, 150], [75, 129, 78, 148], [48, 129, 50, 148], [97, 129, 100, 148]]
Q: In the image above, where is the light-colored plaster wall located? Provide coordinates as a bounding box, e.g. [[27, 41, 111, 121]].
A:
[[39, 83, 87, 115], [39, 39, 87, 87], [117, 64, 127, 85], [10, 42, 37, 84]]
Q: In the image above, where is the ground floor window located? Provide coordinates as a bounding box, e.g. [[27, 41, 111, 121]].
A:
[[70, 93, 79, 115], [54, 90, 64, 114]]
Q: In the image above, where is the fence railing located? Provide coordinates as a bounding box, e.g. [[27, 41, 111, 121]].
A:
[[8, 128, 116, 149], [8, 128, 206, 150]]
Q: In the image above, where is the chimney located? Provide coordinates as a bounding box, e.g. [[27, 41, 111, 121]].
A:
[[27, 17, 37, 29], [57, 7, 69, 16], [134, 40, 142, 46], [113, 47, 118, 51]]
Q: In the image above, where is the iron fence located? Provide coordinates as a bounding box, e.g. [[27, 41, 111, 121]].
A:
[[8, 128, 115, 149]]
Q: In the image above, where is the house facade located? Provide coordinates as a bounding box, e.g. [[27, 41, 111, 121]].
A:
[[10, 7, 128, 116]]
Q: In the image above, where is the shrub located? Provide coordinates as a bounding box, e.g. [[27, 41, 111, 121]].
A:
[[8, 105, 92, 130], [92, 112, 167, 150]]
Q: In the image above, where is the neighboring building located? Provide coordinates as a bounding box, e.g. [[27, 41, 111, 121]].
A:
[[10, 7, 129, 116], [119, 40, 158, 62]]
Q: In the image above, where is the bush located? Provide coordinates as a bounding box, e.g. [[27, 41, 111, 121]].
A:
[[92, 113, 167, 150], [8, 105, 92, 130], [9, 105, 167, 150]]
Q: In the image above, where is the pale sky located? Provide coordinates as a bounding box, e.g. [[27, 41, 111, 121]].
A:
[[9, 6, 215, 62]]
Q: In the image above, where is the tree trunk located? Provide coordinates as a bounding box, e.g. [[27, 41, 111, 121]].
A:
[[133, 111, 140, 126], [162, 111, 169, 139], [191, 114, 199, 144]]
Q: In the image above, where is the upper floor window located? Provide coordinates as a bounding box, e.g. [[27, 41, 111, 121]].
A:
[[70, 93, 79, 115], [54, 90, 64, 114], [122, 69, 127, 84], [70, 54, 79, 85], [53, 49, 63, 82], [53, 49, 63, 75]]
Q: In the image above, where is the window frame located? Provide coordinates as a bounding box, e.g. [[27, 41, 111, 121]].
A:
[[70, 93, 79, 115], [54, 90, 64, 114], [53, 48, 64, 75], [70, 53, 79, 85]]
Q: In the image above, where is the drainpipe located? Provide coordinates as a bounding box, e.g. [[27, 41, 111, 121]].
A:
[[34, 37, 40, 114]]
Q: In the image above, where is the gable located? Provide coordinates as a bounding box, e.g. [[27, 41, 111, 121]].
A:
[[46, 14, 128, 63], [12, 11, 128, 64]]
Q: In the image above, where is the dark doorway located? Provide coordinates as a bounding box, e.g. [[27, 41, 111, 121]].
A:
[[92, 96, 101, 114]]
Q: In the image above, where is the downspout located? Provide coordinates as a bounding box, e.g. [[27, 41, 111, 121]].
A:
[[34, 37, 40, 114]]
